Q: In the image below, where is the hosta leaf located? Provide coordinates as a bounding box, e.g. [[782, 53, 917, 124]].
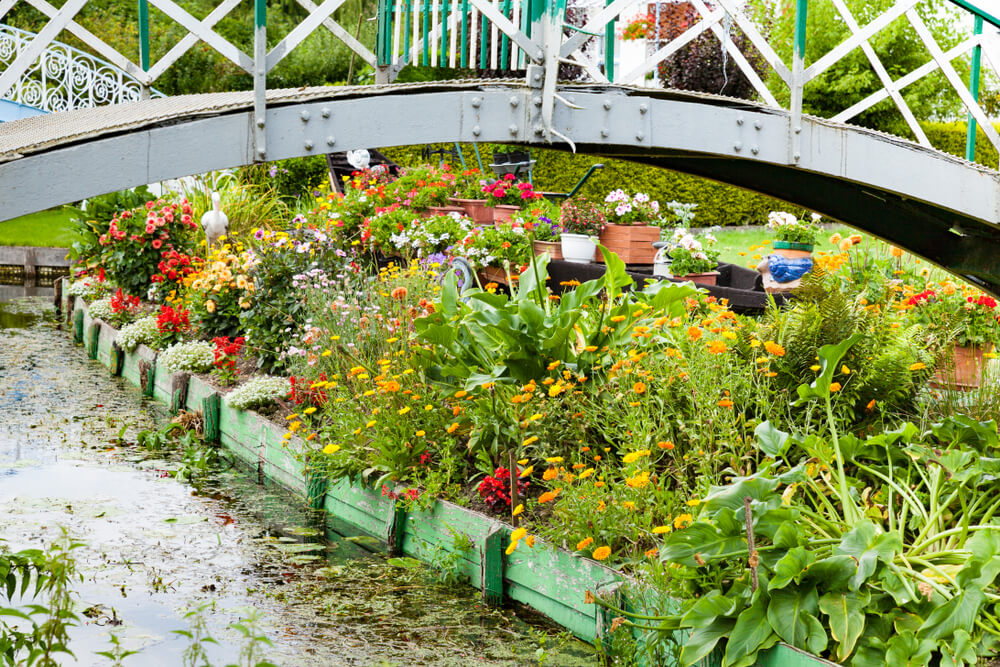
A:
[[755, 421, 790, 458], [939, 629, 978, 667], [803, 555, 857, 590], [723, 593, 774, 666], [660, 523, 746, 568], [885, 631, 935, 666], [679, 616, 736, 666], [916, 588, 984, 640], [768, 547, 816, 591], [766, 585, 819, 649]]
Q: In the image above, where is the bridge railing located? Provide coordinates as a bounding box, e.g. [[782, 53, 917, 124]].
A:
[[1, 0, 999, 166]]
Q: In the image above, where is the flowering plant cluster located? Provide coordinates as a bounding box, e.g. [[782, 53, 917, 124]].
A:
[[115, 316, 160, 352], [156, 304, 191, 346], [224, 375, 291, 410], [603, 189, 662, 226], [108, 288, 142, 326], [149, 249, 201, 302], [621, 13, 655, 40], [67, 269, 110, 300], [288, 374, 329, 407], [97, 198, 199, 296], [481, 174, 542, 207], [559, 197, 606, 236], [905, 288, 1000, 347], [86, 296, 115, 322], [478, 467, 529, 511], [666, 228, 719, 276], [767, 210, 821, 246], [451, 169, 486, 199], [182, 243, 253, 338], [158, 340, 215, 374], [212, 336, 245, 385]]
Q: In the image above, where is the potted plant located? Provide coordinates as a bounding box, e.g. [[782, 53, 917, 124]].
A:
[[599, 189, 662, 264], [481, 175, 541, 223], [450, 169, 492, 225], [907, 288, 1000, 389], [665, 228, 721, 285], [559, 197, 606, 264], [767, 211, 819, 256], [531, 216, 563, 261]]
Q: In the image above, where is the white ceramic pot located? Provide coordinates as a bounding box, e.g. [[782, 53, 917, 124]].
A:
[[560, 233, 597, 264]]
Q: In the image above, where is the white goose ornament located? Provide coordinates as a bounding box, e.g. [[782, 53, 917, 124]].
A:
[[201, 191, 229, 249]]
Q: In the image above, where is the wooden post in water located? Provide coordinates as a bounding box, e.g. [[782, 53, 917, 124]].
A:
[[202, 393, 221, 443], [110, 342, 125, 377], [87, 322, 100, 359], [73, 309, 84, 343], [138, 360, 155, 398], [385, 501, 407, 556], [170, 372, 190, 414], [481, 525, 505, 607]]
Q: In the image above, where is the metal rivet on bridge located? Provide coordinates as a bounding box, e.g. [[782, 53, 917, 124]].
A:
[[536, 50, 544, 59], [734, 142, 743, 152], [256, 119, 265, 128], [636, 132, 644, 141], [794, 152, 801, 161], [509, 96, 519, 107], [472, 97, 482, 108], [509, 125, 518, 135], [534, 126, 544, 135], [304, 140, 314, 150], [533, 96, 542, 107], [639, 103, 648, 114], [601, 128, 609, 138], [473, 125, 481, 136], [736, 116, 744, 125], [603, 100, 612, 110], [754, 121, 762, 130], [533, 73, 542, 83], [326, 136, 336, 146], [795, 126, 802, 134], [321, 108, 330, 118], [257, 148, 266, 158], [300, 110, 311, 122], [751, 146, 759, 155]]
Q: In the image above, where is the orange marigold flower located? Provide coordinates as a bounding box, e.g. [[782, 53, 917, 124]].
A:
[[657, 441, 675, 450], [592, 546, 612, 561], [717, 398, 734, 408], [891, 245, 903, 258], [538, 488, 561, 503], [829, 382, 842, 392], [633, 382, 647, 395], [391, 287, 408, 300], [764, 341, 785, 356], [866, 399, 876, 411], [446, 422, 459, 434], [687, 326, 702, 341], [707, 340, 727, 355], [542, 467, 558, 481], [576, 537, 594, 551], [909, 362, 927, 371]]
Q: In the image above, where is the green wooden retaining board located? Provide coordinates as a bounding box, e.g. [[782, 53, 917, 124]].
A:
[[68, 284, 832, 665]]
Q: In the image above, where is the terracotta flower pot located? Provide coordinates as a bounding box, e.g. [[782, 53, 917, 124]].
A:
[[492, 205, 520, 224], [428, 205, 466, 216], [597, 224, 660, 264], [532, 240, 563, 261], [452, 198, 493, 225], [478, 265, 509, 286], [676, 271, 720, 286], [932, 345, 986, 390]]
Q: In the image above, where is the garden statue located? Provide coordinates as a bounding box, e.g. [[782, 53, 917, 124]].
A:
[[200, 191, 229, 249], [755, 252, 813, 292]]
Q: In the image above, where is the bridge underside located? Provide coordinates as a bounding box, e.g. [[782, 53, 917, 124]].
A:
[[2, 81, 999, 293]]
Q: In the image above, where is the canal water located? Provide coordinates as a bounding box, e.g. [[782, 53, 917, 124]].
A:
[[0, 293, 595, 666]]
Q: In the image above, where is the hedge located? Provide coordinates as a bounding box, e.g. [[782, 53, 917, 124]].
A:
[[247, 121, 995, 228]]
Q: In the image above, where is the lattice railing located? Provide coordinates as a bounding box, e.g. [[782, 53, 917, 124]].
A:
[[0, 24, 161, 112]]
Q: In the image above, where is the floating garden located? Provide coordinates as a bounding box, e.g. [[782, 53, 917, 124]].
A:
[[61, 161, 1000, 666]]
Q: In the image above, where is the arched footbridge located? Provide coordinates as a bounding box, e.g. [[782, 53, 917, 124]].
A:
[[3, 0, 1000, 291]]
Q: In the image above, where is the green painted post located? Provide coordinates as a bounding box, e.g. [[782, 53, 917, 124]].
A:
[[202, 393, 221, 443], [87, 322, 100, 360], [481, 525, 505, 606], [403, 0, 412, 62], [73, 309, 83, 344], [110, 343, 125, 377], [604, 0, 615, 81], [386, 501, 407, 555], [500, 0, 511, 69], [138, 0, 150, 72], [305, 465, 329, 510], [460, 0, 469, 67], [139, 359, 155, 398], [793, 0, 808, 61], [440, 0, 449, 67], [376, 0, 392, 66], [966, 14, 984, 162], [480, 12, 488, 69], [422, 0, 430, 66], [170, 372, 190, 414]]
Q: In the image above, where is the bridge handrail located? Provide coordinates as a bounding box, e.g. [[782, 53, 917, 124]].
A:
[[0, 23, 163, 112]]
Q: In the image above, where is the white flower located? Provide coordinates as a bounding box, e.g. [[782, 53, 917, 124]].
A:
[[767, 211, 798, 229], [811, 212, 822, 222], [87, 297, 115, 322], [158, 341, 215, 373], [225, 376, 291, 410], [116, 316, 159, 352]]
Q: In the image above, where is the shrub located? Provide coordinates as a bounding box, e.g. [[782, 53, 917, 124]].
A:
[[158, 341, 215, 374], [224, 376, 290, 410], [116, 316, 160, 352]]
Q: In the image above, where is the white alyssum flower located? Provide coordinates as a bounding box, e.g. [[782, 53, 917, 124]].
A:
[[87, 297, 115, 322], [116, 316, 160, 352], [68, 279, 110, 300], [225, 376, 291, 410], [158, 341, 215, 373]]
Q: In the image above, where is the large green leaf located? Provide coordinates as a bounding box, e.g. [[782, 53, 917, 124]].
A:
[[939, 629, 978, 667], [702, 474, 781, 513], [803, 556, 858, 591], [766, 585, 821, 650], [723, 593, 774, 666], [884, 631, 935, 666], [680, 616, 736, 666], [916, 589, 985, 640], [833, 522, 901, 591], [768, 547, 816, 591], [795, 333, 864, 404], [596, 244, 633, 299], [515, 253, 550, 304], [680, 590, 738, 628], [818, 590, 869, 661], [660, 523, 747, 568], [755, 421, 790, 458]]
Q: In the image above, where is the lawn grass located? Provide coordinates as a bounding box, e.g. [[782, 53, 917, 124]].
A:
[[709, 225, 855, 267], [0, 208, 80, 247]]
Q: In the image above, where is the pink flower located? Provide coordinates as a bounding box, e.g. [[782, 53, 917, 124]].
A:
[[152, 239, 163, 249], [145, 223, 156, 234]]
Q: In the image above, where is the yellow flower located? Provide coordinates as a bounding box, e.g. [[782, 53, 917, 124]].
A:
[[610, 315, 626, 323], [578, 468, 594, 479], [519, 466, 534, 477], [829, 382, 842, 392], [505, 542, 518, 555], [511, 527, 527, 542], [454, 390, 468, 398], [205, 300, 216, 314], [397, 406, 411, 416], [686, 498, 701, 507], [622, 501, 636, 510], [810, 364, 821, 371], [512, 504, 524, 517], [674, 514, 693, 529], [288, 421, 302, 433], [523, 436, 539, 446], [592, 546, 612, 561], [909, 362, 927, 371], [303, 407, 317, 415], [365, 420, 376, 428], [622, 450, 651, 464], [525, 535, 536, 547], [652, 525, 672, 534], [576, 537, 594, 551], [446, 422, 459, 434], [322, 443, 340, 454], [415, 430, 425, 437], [544, 456, 563, 463], [584, 345, 598, 352]]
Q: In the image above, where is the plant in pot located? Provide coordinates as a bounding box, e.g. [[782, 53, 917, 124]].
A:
[[450, 169, 491, 224], [758, 211, 820, 292], [559, 197, 606, 264], [513, 201, 563, 261], [906, 287, 1000, 389], [665, 228, 720, 285], [600, 189, 662, 264], [481, 175, 541, 223]]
